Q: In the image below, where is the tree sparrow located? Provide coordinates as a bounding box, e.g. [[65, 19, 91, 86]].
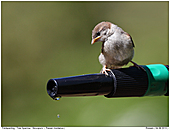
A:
[[91, 21, 143, 74]]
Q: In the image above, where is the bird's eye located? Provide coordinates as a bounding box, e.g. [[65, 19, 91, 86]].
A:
[[96, 32, 100, 36], [104, 32, 106, 35]]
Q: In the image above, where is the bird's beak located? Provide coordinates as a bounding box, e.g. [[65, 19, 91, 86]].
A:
[[91, 36, 101, 44]]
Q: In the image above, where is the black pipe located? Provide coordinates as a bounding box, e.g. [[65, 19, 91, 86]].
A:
[[47, 64, 169, 100], [47, 73, 113, 99]]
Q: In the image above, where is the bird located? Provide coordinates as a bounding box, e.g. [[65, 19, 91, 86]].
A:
[[91, 21, 144, 74]]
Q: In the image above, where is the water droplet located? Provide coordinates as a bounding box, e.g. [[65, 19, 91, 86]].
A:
[[54, 97, 61, 101]]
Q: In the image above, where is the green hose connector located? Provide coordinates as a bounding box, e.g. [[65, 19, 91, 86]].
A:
[[142, 64, 169, 96]]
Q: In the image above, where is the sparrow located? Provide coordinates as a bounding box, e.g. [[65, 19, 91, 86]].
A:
[[91, 21, 143, 74]]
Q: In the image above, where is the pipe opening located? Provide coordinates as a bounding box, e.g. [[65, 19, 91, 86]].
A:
[[47, 79, 58, 99]]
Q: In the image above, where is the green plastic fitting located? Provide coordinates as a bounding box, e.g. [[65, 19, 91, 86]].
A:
[[142, 64, 169, 96]]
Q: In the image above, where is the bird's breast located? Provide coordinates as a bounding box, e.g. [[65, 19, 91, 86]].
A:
[[102, 39, 134, 66]]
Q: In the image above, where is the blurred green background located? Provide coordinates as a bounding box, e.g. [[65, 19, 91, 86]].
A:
[[2, 1, 169, 126]]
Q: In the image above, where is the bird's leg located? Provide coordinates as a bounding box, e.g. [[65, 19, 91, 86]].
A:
[[130, 61, 146, 71], [101, 65, 111, 76]]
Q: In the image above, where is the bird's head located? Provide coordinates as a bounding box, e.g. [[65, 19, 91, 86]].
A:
[[91, 21, 114, 44]]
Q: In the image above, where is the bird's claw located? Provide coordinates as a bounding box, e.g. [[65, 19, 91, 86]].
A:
[[102, 68, 111, 76]]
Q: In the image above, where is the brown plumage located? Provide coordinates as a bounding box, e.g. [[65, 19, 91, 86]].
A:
[[91, 21, 143, 73]]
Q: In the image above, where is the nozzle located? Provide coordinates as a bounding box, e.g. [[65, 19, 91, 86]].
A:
[[47, 64, 169, 100], [47, 73, 114, 99]]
